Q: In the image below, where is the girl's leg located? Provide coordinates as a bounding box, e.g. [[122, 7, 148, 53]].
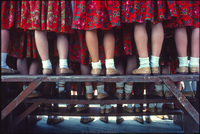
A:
[[1, 29, 18, 73], [174, 27, 189, 74], [57, 34, 73, 75], [17, 58, 29, 74], [133, 23, 150, 75], [189, 28, 199, 74], [35, 30, 52, 74], [80, 64, 93, 99], [150, 22, 164, 75], [103, 30, 119, 75], [85, 30, 101, 75]]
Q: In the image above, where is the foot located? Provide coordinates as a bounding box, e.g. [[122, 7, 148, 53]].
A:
[[134, 116, 144, 124], [66, 104, 76, 111], [182, 91, 195, 98], [152, 90, 163, 97], [164, 91, 174, 98], [86, 93, 94, 100], [99, 108, 105, 114], [151, 67, 160, 75], [60, 68, 73, 75], [190, 66, 199, 74], [156, 107, 162, 113], [80, 117, 94, 124], [97, 93, 109, 100], [123, 106, 133, 113], [106, 68, 120, 76], [134, 107, 141, 113], [76, 105, 89, 112], [105, 106, 114, 114], [147, 107, 156, 113], [176, 66, 188, 74], [91, 68, 101, 76], [114, 92, 124, 100], [99, 117, 108, 123], [43, 68, 53, 75], [116, 118, 124, 124], [47, 117, 64, 125], [125, 93, 132, 100], [1, 67, 19, 75], [145, 117, 151, 123], [132, 67, 151, 75], [156, 115, 164, 119]]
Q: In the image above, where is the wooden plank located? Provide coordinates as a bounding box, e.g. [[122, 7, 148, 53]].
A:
[[11, 99, 46, 129], [1, 74, 199, 82], [161, 77, 199, 125], [1, 77, 45, 120], [24, 95, 186, 105], [30, 107, 183, 116]]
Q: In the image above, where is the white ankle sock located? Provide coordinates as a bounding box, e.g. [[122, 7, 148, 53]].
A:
[[127, 104, 132, 108], [116, 82, 124, 93], [86, 85, 93, 93], [58, 82, 65, 92], [1, 53, 9, 68], [105, 59, 115, 69], [100, 105, 105, 109], [105, 105, 111, 109], [189, 57, 199, 67], [42, 59, 52, 69], [125, 84, 132, 94], [59, 59, 68, 68], [97, 85, 107, 94], [178, 56, 188, 67], [182, 81, 192, 92], [155, 84, 163, 91], [150, 55, 160, 67], [139, 57, 150, 68], [156, 103, 163, 108], [149, 103, 155, 108], [91, 60, 102, 69]]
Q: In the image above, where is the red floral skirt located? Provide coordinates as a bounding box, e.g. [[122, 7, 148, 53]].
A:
[[20, 0, 73, 33], [121, 0, 177, 24], [1, 1, 21, 29], [164, 1, 198, 28], [8, 30, 39, 59], [72, 1, 120, 30]]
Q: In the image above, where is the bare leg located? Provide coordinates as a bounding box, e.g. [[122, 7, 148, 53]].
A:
[[1, 29, 10, 53], [134, 23, 148, 58], [126, 55, 137, 85], [103, 30, 115, 59], [35, 30, 49, 61], [85, 30, 99, 62], [17, 58, 29, 74], [29, 59, 42, 75], [191, 28, 199, 58], [57, 34, 69, 59], [174, 27, 187, 57], [151, 22, 164, 57]]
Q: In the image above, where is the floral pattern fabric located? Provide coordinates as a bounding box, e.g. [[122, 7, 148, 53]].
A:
[[121, 0, 177, 24], [20, 0, 73, 33], [72, 0, 121, 30], [164, 1, 199, 28], [1, 1, 21, 29]]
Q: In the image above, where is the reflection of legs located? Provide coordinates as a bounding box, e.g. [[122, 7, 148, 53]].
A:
[[174, 27, 188, 74], [81, 64, 93, 99], [35, 30, 52, 74], [123, 55, 137, 113], [150, 22, 164, 75], [133, 23, 150, 75], [189, 28, 199, 74], [103, 30, 119, 75]]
